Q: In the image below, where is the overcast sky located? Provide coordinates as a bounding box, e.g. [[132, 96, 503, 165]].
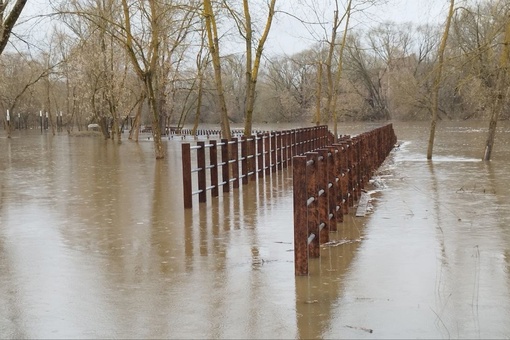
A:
[[266, 0, 450, 56], [14, 0, 450, 57]]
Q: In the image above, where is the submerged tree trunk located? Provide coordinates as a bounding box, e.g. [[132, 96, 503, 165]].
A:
[[427, 0, 455, 160], [5, 111, 12, 138], [129, 91, 145, 142], [145, 74, 164, 159], [483, 13, 510, 161], [121, 0, 164, 159]]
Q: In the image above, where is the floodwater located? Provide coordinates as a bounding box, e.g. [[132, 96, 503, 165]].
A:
[[1, 121, 510, 339]]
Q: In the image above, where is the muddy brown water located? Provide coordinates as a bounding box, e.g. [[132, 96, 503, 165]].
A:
[[1, 121, 510, 338]]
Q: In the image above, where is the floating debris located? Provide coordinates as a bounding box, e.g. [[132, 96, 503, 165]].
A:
[[345, 325, 373, 333], [304, 300, 319, 304], [322, 239, 361, 247]]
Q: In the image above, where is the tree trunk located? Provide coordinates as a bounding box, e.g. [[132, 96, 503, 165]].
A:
[[331, 0, 352, 138], [324, 10, 339, 124], [427, 0, 455, 160], [483, 13, 510, 161], [5, 112, 12, 138], [0, 0, 27, 55], [204, 0, 231, 140], [145, 74, 164, 159], [192, 69, 204, 135], [129, 93, 144, 142], [315, 62, 322, 125], [243, 0, 276, 136]]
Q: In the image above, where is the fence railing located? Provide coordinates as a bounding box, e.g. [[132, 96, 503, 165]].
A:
[[169, 128, 248, 139], [182, 126, 335, 208], [293, 124, 397, 276]]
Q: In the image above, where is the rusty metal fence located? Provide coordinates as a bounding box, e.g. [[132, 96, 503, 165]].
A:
[[293, 124, 397, 275], [181, 126, 334, 209]]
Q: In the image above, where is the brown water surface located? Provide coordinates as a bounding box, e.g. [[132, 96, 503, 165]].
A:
[[1, 121, 510, 338]]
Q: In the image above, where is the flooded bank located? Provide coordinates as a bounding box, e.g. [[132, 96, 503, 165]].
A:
[[1, 121, 510, 338]]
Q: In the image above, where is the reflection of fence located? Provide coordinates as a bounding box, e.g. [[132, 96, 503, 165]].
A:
[[293, 124, 397, 276], [181, 126, 334, 208]]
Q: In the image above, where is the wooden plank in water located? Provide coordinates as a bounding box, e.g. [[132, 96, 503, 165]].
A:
[[355, 191, 370, 217]]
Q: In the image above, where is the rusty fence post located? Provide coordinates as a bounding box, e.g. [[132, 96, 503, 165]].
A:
[[241, 137, 248, 185], [284, 130, 290, 167], [197, 141, 207, 203], [232, 138, 240, 189], [293, 156, 308, 276], [182, 143, 193, 209], [264, 133, 270, 176], [257, 134, 264, 178], [221, 139, 230, 193], [210, 140, 219, 197], [327, 146, 339, 230], [317, 149, 330, 244], [249, 135, 256, 181], [290, 129, 297, 162], [277, 132, 283, 170], [271, 132, 277, 173], [306, 152, 320, 259]]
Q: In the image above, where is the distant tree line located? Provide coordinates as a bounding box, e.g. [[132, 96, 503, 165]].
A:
[[0, 0, 509, 159]]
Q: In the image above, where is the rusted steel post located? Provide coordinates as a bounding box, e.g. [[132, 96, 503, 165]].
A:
[[182, 143, 193, 209], [264, 133, 270, 175], [344, 140, 355, 207], [290, 129, 297, 161], [368, 131, 375, 174], [197, 141, 207, 203], [377, 128, 383, 166], [277, 132, 283, 170], [249, 135, 256, 181], [257, 134, 264, 178], [232, 138, 240, 189], [295, 129, 301, 156], [210, 140, 219, 197], [317, 149, 330, 244], [358, 134, 367, 190], [306, 152, 320, 259], [271, 132, 277, 173], [338, 142, 350, 215], [331, 144, 345, 222], [221, 139, 230, 193], [327, 146, 339, 230], [284, 130, 290, 167], [351, 137, 360, 201], [303, 128, 309, 153], [301, 128, 305, 154], [241, 137, 248, 185], [281, 131, 287, 168], [293, 156, 308, 276]]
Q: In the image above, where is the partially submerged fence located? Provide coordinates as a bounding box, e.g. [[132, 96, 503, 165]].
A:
[[293, 124, 397, 276], [169, 128, 248, 139], [181, 126, 334, 208]]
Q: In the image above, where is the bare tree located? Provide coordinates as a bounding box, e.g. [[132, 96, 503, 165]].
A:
[[427, 0, 455, 160], [239, 0, 277, 136], [483, 10, 510, 161], [203, 0, 231, 139], [0, 0, 27, 55]]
